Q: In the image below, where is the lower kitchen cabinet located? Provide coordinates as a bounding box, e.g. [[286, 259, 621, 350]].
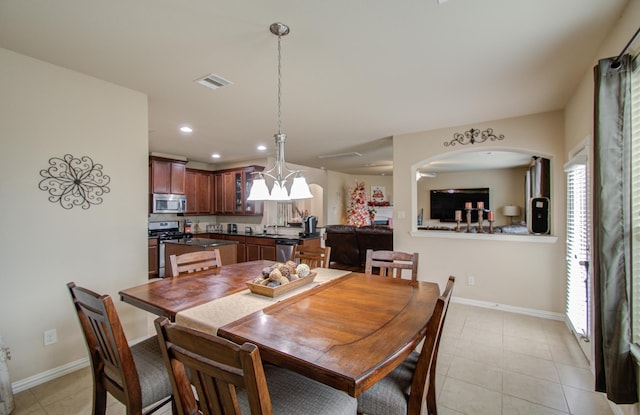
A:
[[148, 237, 159, 278], [245, 236, 276, 261], [224, 234, 247, 263]]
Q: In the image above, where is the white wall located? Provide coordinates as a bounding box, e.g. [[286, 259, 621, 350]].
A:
[[393, 111, 566, 313], [0, 49, 150, 383]]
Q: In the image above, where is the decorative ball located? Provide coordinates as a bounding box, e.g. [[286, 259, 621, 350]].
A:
[[288, 273, 299, 281], [278, 265, 292, 278], [269, 269, 283, 281], [296, 263, 311, 277], [278, 276, 290, 285], [262, 267, 273, 277], [267, 281, 280, 287], [252, 276, 265, 284], [285, 260, 298, 269]]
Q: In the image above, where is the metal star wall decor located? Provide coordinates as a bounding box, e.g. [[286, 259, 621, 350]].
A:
[[38, 154, 111, 210], [444, 128, 505, 147]]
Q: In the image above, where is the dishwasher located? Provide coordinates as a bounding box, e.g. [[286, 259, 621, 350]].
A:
[[275, 238, 298, 263]]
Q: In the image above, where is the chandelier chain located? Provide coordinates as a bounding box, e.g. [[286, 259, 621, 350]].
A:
[[277, 33, 282, 135]]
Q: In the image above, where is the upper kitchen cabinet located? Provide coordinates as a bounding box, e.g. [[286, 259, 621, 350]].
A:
[[185, 169, 213, 215], [214, 166, 263, 216], [150, 157, 187, 194]]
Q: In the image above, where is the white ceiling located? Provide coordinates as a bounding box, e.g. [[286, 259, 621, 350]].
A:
[[0, 0, 629, 176]]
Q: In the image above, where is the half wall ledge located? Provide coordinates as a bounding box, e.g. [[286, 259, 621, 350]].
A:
[[410, 230, 558, 243]]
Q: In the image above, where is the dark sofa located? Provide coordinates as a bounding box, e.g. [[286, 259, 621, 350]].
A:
[[324, 225, 393, 271]]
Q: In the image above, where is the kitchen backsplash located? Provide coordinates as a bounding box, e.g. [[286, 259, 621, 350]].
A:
[[148, 213, 307, 236]]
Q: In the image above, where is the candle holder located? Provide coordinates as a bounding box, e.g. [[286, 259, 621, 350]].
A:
[[477, 209, 484, 233], [466, 208, 472, 232], [489, 218, 495, 234], [455, 219, 461, 232]]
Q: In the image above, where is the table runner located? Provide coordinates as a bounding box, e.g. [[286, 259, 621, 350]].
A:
[[175, 268, 351, 334]]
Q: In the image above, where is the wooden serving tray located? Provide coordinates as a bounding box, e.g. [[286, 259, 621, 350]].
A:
[[246, 272, 317, 298]]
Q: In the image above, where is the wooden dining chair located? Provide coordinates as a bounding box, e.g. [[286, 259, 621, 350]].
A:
[[365, 249, 419, 281], [67, 282, 173, 415], [291, 244, 331, 268], [356, 276, 455, 415], [154, 317, 357, 415], [169, 249, 221, 277]]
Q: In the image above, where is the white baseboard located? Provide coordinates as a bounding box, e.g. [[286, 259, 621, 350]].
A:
[[451, 296, 565, 321], [10, 336, 148, 394], [11, 357, 89, 393]]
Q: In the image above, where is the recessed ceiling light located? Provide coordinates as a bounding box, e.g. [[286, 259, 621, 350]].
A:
[[180, 126, 193, 133], [211, 153, 221, 159], [257, 145, 267, 151]]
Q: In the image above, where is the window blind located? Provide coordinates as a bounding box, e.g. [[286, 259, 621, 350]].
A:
[[565, 157, 589, 338]]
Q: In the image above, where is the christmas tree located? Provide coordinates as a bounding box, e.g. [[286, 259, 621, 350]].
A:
[[347, 181, 371, 227]]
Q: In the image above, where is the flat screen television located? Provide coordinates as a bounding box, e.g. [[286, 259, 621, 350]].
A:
[[430, 188, 490, 223]]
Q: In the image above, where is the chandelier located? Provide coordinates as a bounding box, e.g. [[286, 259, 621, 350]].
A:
[[247, 22, 313, 201]]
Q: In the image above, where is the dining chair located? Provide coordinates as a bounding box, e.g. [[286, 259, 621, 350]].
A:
[[169, 249, 221, 277], [67, 282, 173, 415], [291, 244, 331, 268], [356, 276, 455, 415], [364, 249, 419, 281], [154, 316, 357, 415]]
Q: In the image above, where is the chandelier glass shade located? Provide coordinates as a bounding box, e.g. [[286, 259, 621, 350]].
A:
[[247, 22, 313, 201]]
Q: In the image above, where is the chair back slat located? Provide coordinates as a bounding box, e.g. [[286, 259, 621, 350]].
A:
[[170, 249, 221, 277], [408, 276, 455, 415], [155, 317, 273, 415], [67, 282, 141, 411], [291, 245, 331, 268], [365, 249, 419, 281]]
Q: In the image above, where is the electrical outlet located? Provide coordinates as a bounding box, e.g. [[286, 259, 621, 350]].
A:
[[467, 276, 475, 286], [44, 329, 57, 346]]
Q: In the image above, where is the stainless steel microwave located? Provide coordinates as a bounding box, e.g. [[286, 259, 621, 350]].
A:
[[152, 193, 187, 214]]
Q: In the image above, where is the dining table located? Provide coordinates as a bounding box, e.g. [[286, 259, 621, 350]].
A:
[[119, 260, 274, 321], [119, 260, 441, 398]]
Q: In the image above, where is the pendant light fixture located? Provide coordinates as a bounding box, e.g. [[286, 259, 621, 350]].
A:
[[247, 22, 313, 201]]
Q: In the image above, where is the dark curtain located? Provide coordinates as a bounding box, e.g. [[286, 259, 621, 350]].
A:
[[593, 54, 638, 404]]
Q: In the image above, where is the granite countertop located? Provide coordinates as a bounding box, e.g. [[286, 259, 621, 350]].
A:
[[195, 231, 321, 241], [165, 238, 238, 248]]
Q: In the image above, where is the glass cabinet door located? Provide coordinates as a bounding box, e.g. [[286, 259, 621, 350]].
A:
[[244, 168, 262, 215], [234, 172, 243, 213]]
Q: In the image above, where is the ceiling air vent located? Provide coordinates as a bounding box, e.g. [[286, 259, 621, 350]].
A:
[[194, 74, 232, 90], [317, 152, 363, 159]]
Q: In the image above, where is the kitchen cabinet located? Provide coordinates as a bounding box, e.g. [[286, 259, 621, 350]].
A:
[[210, 233, 247, 263], [150, 157, 186, 194], [148, 237, 159, 278], [245, 236, 276, 261], [224, 234, 247, 263], [185, 169, 213, 215], [213, 166, 263, 216]]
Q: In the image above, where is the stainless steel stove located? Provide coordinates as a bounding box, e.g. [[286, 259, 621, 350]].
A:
[[149, 221, 190, 277]]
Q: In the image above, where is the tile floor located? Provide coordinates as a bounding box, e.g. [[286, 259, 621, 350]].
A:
[[9, 302, 614, 415]]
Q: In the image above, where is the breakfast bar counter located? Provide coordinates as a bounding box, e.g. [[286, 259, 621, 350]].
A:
[[164, 238, 238, 267]]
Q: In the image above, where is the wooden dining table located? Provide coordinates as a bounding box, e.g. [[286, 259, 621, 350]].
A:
[[218, 272, 440, 397], [119, 260, 441, 398], [119, 260, 273, 321]]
